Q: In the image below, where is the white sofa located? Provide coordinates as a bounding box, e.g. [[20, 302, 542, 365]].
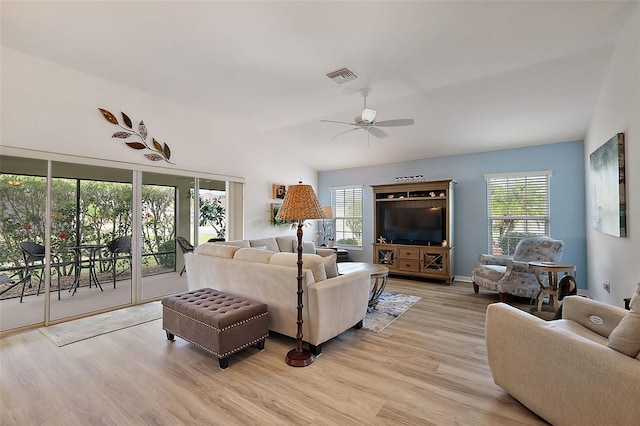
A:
[[184, 237, 371, 354], [485, 295, 640, 426]]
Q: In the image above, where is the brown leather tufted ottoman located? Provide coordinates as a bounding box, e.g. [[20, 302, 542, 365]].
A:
[[161, 288, 269, 369]]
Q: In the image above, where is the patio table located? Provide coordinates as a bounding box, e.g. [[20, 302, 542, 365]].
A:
[[67, 245, 106, 295]]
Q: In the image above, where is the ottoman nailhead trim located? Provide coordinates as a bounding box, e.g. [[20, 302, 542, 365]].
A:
[[163, 306, 269, 332], [164, 330, 269, 358]]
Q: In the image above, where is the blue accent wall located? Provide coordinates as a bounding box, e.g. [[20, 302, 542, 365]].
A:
[[318, 140, 588, 289]]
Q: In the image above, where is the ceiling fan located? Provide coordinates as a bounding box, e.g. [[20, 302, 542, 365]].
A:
[[321, 88, 414, 143]]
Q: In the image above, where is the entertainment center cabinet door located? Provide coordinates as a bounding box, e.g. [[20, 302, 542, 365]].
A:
[[375, 245, 397, 270]]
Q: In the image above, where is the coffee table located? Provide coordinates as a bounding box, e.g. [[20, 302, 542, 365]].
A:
[[337, 262, 389, 308]]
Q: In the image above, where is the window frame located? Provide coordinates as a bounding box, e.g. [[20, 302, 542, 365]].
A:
[[485, 170, 552, 256], [330, 185, 363, 249]]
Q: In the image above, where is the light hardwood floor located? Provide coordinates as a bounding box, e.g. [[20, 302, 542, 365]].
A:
[[0, 278, 546, 425]]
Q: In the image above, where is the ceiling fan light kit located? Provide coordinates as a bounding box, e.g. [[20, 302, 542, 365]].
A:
[[361, 108, 376, 123]]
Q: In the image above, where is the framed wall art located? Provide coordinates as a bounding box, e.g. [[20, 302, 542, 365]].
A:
[[589, 132, 626, 237], [272, 184, 286, 200], [270, 203, 289, 226]]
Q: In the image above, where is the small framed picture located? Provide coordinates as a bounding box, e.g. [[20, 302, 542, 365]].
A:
[[272, 184, 286, 199]]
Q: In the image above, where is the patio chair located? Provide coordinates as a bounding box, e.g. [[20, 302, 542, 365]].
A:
[[19, 241, 69, 300], [0, 270, 32, 303], [176, 236, 194, 276], [107, 236, 132, 288]]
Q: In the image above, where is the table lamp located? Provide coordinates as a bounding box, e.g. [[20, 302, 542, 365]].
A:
[[275, 181, 326, 366], [319, 205, 334, 246]]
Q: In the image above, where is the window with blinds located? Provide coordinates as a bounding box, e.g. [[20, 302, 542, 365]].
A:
[[330, 185, 363, 248], [485, 171, 551, 256]]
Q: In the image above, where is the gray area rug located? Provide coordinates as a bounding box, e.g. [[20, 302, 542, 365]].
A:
[[363, 291, 421, 333], [39, 301, 162, 346]]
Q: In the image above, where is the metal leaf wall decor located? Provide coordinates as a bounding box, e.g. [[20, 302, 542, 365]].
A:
[[99, 108, 175, 164]]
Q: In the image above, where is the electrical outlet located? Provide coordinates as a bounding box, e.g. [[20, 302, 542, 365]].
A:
[[603, 280, 611, 293]]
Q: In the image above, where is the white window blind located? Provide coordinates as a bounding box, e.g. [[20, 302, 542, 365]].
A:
[[330, 185, 363, 248], [485, 171, 551, 256]]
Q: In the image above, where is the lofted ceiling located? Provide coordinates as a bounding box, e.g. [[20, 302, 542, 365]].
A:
[[1, 1, 637, 171]]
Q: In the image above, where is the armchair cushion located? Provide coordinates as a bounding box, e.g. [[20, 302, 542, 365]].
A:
[[478, 254, 511, 266]]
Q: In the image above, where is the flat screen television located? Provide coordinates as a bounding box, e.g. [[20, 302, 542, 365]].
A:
[[381, 206, 445, 245]]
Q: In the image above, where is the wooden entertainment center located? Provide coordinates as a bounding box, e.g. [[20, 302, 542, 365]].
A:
[[371, 179, 455, 283]]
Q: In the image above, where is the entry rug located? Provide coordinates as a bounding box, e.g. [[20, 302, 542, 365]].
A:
[[363, 291, 421, 333], [39, 301, 162, 347]]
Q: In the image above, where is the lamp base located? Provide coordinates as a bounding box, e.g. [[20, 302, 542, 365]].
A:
[[285, 348, 315, 367]]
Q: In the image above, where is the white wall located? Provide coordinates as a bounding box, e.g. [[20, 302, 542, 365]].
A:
[[585, 8, 639, 306], [0, 47, 317, 241]]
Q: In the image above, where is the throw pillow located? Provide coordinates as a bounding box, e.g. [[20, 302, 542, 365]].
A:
[[323, 253, 338, 278], [607, 281, 640, 357]]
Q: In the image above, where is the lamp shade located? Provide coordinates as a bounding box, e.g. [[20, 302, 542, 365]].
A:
[[276, 182, 325, 222], [322, 206, 334, 220]]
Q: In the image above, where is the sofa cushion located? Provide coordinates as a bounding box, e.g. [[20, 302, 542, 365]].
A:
[[195, 243, 240, 258], [214, 239, 250, 248], [288, 239, 316, 254], [249, 238, 279, 252], [276, 236, 296, 253], [323, 253, 338, 278], [233, 248, 276, 264], [269, 252, 327, 282], [302, 241, 316, 254], [607, 281, 640, 357]]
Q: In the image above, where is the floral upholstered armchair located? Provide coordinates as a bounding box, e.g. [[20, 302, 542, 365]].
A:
[[471, 236, 564, 301]]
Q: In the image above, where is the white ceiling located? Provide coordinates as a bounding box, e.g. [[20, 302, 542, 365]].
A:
[[1, 1, 637, 171]]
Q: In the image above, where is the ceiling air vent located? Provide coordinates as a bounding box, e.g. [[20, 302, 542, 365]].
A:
[[326, 67, 358, 84]]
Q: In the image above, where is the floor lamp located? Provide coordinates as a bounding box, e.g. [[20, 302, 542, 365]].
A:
[[275, 181, 326, 367]]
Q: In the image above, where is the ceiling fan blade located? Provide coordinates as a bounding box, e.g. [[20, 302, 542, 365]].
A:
[[368, 127, 388, 139], [334, 127, 359, 138], [375, 119, 415, 127], [321, 119, 357, 126]]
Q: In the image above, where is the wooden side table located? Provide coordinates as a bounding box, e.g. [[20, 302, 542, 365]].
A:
[[332, 248, 349, 262], [529, 261, 576, 313]]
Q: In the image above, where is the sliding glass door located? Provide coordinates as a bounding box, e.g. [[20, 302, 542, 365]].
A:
[[139, 171, 185, 300], [0, 157, 48, 329], [49, 161, 133, 321], [0, 152, 241, 333]]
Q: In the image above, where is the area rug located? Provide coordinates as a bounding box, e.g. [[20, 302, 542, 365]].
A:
[[363, 291, 421, 333], [39, 301, 162, 347]]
